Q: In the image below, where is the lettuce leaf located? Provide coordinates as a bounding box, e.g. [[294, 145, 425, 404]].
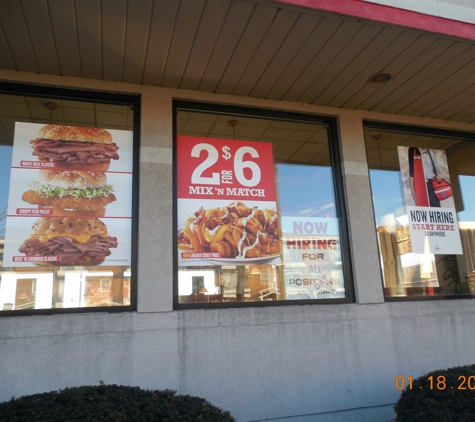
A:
[[29, 181, 114, 199]]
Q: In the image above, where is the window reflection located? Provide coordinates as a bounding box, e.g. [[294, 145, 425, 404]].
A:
[[177, 109, 347, 304], [366, 127, 475, 298], [0, 93, 134, 313], [0, 267, 131, 310]]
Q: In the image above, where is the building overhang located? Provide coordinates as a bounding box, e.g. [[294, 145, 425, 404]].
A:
[[0, 0, 474, 125]]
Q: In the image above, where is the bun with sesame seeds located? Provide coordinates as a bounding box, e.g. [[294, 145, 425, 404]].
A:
[[38, 125, 113, 144], [30, 125, 119, 171]]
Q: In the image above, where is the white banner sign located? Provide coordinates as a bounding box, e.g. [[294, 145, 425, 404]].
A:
[[397, 146, 462, 255]]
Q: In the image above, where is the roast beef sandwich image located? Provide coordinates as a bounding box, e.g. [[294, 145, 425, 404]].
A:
[[18, 217, 118, 266], [21, 169, 116, 217], [30, 125, 119, 171]]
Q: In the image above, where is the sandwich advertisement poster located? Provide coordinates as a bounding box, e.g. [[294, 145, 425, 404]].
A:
[[3, 122, 133, 267], [177, 136, 281, 266], [397, 146, 462, 255]]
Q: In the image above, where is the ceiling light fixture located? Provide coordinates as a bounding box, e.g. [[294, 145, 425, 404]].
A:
[[227, 120, 239, 127], [368, 72, 392, 85], [44, 102, 59, 110], [228, 120, 239, 140], [44, 102, 59, 124]]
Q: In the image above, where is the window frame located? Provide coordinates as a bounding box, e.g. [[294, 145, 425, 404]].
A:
[[364, 120, 475, 302], [173, 100, 354, 309], [0, 81, 140, 316]]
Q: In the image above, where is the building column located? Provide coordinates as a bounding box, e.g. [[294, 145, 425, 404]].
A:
[[137, 89, 174, 313], [338, 114, 384, 304]]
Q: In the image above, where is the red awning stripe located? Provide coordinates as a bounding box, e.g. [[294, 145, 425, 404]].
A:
[[275, 0, 475, 41]]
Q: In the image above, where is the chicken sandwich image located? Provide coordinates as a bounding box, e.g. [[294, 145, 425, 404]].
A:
[[21, 169, 116, 217]]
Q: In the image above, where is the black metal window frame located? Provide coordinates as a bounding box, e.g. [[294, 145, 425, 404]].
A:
[[173, 100, 355, 309], [0, 81, 140, 316]]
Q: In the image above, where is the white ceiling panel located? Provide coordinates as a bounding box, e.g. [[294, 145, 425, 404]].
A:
[[142, 0, 180, 86], [265, 16, 343, 100], [248, 13, 320, 98], [123, 0, 154, 84], [231, 8, 301, 97], [297, 23, 384, 104], [282, 20, 368, 102], [419, 79, 475, 119], [48, 0, 81, 77], [96, 111, 127, 127], [350, 35, 444, 110], [197, 0, 256, 92], [431, 83, 475, 120], [180, 0, 232, 91], [0, 0, 38, 73], [325, 30, 418, 108], [216, 3, 278, 95], [62, 107, 95, 123], [161, 0, 206, 88], [0, 27, 16, 71], [396, 45, 475, 116], [0, 0, 474, 123], [75, 0, 103, 80], [28, 104, 60, 121], [20, 0, 61, 75], [313, 26, 402, 106], [370, 40, 469, 113], [101, 0, 127, 82]]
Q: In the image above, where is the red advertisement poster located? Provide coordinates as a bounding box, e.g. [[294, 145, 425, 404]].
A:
[[177, 136, 281, 266]]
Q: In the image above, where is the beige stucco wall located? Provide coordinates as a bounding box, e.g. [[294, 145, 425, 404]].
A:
[[1, 70, 475, 421]]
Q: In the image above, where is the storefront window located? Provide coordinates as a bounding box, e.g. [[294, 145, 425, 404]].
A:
[[174, 102, 353, 307], [0, 84, 138, 314], [365, 122, 475, 299]]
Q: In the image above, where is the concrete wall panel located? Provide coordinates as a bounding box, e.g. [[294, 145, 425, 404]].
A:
[[338, 114, 384, 304], [2, 302, 475, 421], [138, 161, 174, 313]]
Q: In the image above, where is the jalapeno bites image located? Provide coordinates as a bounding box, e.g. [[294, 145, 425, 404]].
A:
[[18, 217, 118, 266], [178, 201, 280, 259], [30, 125, 119, 171], [21, 170, 116, 217]]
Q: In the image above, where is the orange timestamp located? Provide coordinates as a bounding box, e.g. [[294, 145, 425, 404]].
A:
[[395, 375, 475, 391]]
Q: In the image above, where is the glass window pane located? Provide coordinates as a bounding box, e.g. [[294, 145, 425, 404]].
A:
[[176, 108, 348, 304], [365, 126, 475, 298], [0, 92, 135, 313]]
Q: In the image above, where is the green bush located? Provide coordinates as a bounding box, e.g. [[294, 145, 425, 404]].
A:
[[395, 364, 475, 421], [0, 384, 236, 422]]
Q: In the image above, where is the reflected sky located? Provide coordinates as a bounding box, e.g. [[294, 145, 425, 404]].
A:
[[0, 145, 13, 236], [370, 169, 405, 227], [457, 176, 475, 222], [370, 169, 475, 226], [277, 163, 336, 218]]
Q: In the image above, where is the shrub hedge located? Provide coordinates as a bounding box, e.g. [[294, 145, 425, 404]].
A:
[[395, 364, 475, 422], [0, 384, 236, 422]]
